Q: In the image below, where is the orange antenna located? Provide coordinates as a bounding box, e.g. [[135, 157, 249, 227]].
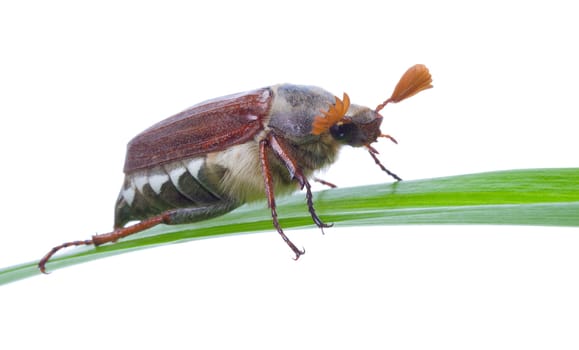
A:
[[375, 64, 432, 113], [311, 93, 350, 135]]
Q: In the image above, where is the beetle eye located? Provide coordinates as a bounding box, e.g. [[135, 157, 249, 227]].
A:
[[330, 123, 356, 142]]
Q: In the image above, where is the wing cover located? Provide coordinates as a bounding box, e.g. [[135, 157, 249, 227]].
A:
[[124, 88, 273, 173]]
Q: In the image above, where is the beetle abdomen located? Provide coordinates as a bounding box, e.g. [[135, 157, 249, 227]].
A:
[[114, 139, 304, 228], [115, 156, 225, 228]]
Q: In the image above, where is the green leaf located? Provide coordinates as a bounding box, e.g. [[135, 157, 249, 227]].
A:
[[1, 168, 578, 285]]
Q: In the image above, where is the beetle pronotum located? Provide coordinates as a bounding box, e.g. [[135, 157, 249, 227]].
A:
[[38, 64, 432, 273]]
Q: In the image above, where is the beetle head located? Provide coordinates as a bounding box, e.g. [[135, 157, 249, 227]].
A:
[[311, 64, 432, 148], [327, 104, 383, 147], [311, 93, 383, 147]]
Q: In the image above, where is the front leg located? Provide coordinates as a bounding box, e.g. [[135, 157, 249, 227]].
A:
[[266, 133, 332, 231], [259, 138, 305, 260]]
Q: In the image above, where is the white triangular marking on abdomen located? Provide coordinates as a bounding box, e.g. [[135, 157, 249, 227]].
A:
[[186, 158, 204, 178], [168, 166, 187, 189], [122, 185, 136, 205], [149, 173, 169, 194], [133, 175, 148, 193]]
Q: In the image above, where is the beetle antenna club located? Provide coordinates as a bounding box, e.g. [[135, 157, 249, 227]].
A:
[[39, 65, 432, 273], [375, 64, 432, 113]]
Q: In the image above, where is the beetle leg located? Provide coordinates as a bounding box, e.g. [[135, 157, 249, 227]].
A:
[[39, 202, 237, 274], [164, 201, 238, 225], [266, 134, 332, 231], [313, 177, 337, 188], [302, 179, 332, 233], [38, 214, 170, 274], [367, 150, 402, 181], [259, 139, 305, 260]]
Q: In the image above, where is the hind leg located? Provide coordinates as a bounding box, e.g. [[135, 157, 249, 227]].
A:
[[38, 201, 238, 273]]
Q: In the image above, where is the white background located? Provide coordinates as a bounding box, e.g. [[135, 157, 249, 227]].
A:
[[1, 1, 578, 349]]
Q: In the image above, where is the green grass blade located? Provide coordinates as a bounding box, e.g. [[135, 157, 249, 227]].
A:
[[1, 168, 578, 285]]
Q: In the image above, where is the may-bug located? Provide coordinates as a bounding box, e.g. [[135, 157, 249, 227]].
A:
[[38, 64, 432, 273]]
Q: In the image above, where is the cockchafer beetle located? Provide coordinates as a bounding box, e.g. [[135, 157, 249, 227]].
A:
[[39, 64, 432, 273]]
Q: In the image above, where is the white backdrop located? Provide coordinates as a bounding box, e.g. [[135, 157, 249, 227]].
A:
[[1, 1, 578, 349]]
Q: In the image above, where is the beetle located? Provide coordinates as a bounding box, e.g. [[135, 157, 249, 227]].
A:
[[38, 64, 432, 273]]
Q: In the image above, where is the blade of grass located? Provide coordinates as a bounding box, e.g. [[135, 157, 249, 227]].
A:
[[1, 168, 578, 285]]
